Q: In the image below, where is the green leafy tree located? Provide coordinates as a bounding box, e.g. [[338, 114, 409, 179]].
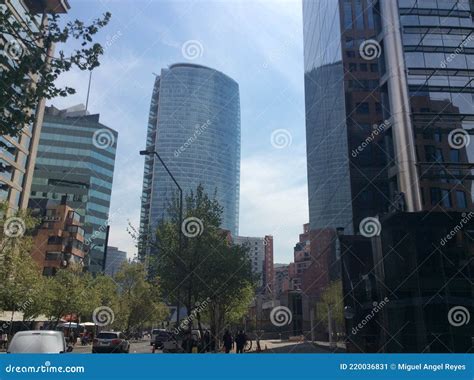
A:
[[0, 203, 45, 329], [150, 185, 255, 342], [0, 6, 111, 136], [315, 280, 345, 335], [113, 262, 168, 334], [43, 266, 91, 327]]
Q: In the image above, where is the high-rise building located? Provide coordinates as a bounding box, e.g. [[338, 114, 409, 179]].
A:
[[140, 63, 240, 257], [273, 264, 290, 299], [0, 0, 70, 212], [303, 0, 474, 353], [29, 197, 86, 276], [29, 105, 118, 274], [104, 246, 128, 277], [233, 236, 266, 290]]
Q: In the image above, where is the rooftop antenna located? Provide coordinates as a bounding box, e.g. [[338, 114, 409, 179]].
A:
[[85, 70, 92, 111]]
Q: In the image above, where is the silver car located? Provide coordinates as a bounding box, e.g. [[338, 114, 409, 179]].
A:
[[7, 330, 72, 353], [92, 331, 130, 353]]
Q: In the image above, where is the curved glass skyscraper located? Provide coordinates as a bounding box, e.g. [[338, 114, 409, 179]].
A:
[[140, 63, 240, 251]]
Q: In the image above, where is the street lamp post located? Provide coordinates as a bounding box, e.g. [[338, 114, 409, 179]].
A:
[[139, 149, 183, 328]]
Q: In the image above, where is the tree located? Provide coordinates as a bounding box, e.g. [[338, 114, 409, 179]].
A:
[[43, 265, 91, 327], [315, 280, 345, 335], [113, 262, 168, 334], [0, 6, 111, 136], [0, 203, 45, 330], [150, 185, 256, 343]]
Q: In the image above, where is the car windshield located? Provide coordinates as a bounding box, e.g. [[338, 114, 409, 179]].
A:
[[97, 333, 119, 339], [8, 333, 64, 353], [152, 330, 162, 334]]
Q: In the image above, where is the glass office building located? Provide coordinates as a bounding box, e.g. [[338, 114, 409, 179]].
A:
[[140, 63, 241, 256], [397, 0, 474, 210], [303, 0, 389, 234], [29, 105, 118, 274], [0, 0, 70, 212], [303, 0, 474, 353]]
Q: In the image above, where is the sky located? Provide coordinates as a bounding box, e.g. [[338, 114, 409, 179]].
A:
[[49, 0, 308, 264]]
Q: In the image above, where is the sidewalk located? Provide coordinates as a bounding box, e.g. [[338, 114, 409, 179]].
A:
[[250, 339, 345, 353]]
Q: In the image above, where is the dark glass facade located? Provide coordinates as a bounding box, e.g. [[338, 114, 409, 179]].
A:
[[29, 106, 118, 274], [303, 0, 474, 353], [397, 0, 474, 211], [303, 0, 390, 234], [140, 63, 241, 254]]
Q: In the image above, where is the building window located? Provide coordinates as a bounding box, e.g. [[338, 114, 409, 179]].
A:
[[47, 236, 62, 245], [456, 191, 467, 208], [42, 267, 55, 276], [441, 189, 452, 208], [344, 0, 353, 29], [360, 63, 368, 71], [450, 149, 460, 162], [354, 0, 365, 29], [356, 102, 370, 114], [430, 188, 441, 205], [45, 252, 61, 261]]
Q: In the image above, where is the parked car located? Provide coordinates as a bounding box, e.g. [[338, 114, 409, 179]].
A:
[[162, 335, 184, 353], [150, 328, 166, 345], [153, 330, 172, 349], [7, 330, 73, 353], [92, 331, 130, 353]]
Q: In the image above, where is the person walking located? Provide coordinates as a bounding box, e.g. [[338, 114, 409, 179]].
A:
[[1, 332, 8, 350], [235, 330, 247, 353], [222, 329, 233, 353], [203, 330, 211, 352]]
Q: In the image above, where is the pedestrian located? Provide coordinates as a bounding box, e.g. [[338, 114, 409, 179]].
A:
[[235, 330, 246, 353], [222, 329, 233, 353], [203, 330, 211, 352], [1, 332, 8, 349], [181, 332, 193, 353]]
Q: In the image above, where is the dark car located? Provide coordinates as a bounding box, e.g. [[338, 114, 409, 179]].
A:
[[153, 330, 172, 349], [92, 331, 130, 353]]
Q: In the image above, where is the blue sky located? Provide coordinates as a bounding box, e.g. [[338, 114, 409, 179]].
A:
[[50, 0, 308, 264]]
